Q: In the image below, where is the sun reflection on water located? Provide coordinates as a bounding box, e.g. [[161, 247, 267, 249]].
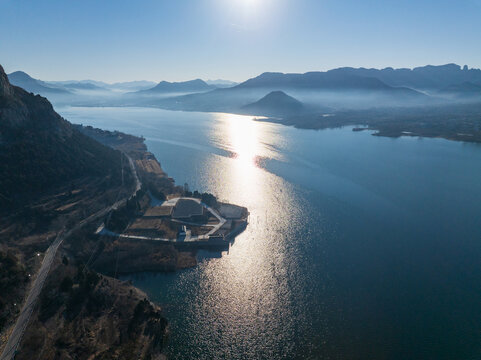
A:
[[215, 113, 262, 165], [200, 113, 307, 358], [211, 113, 273, 207]]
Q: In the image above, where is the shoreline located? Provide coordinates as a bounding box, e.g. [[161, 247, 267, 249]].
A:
[[65, 102, 481, 144], [76, 124, 249, 274]]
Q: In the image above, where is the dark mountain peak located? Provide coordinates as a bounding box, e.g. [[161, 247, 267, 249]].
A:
[[8, 70, 70, 95], [0, 65, 13, 97], [242, 90, 304, 116], [259, 90, 302, 104], [8, 70, 34, 81]]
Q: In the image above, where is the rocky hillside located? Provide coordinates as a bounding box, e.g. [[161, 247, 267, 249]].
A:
[[16, 260, 167, 360], [0, 64, 122, 210], [1, 64, 174, 360]]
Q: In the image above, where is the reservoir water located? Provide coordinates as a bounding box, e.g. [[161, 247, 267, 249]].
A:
[[59, 106, 481, 359]]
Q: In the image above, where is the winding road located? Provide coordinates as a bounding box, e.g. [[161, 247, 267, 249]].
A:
[[0, 154, 141, 360]]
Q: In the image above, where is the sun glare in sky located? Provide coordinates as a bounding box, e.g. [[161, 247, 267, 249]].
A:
[[240, 0, 260, 7], [220, 0, 272, 21]]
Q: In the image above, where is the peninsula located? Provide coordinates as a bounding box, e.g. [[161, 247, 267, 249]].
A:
[[0, 65, 248, 360]]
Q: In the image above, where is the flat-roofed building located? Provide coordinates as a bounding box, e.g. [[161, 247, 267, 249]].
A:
[[144, 206, 174, 218], [172, 199, 205, 221]]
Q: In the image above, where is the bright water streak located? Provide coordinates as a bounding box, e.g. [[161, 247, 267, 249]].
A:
[[59, 106, 481, 360]]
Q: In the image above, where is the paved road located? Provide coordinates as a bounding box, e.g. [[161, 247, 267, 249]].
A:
[[125, 154, 141, 196], [0, 230, 65, 360], [0, 154, 141, 360]]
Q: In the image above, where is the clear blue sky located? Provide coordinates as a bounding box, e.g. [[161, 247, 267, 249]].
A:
[[1, 0, 480, 82]]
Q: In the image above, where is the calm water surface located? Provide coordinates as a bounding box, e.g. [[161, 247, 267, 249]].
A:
[[59, 106, 481, 359]]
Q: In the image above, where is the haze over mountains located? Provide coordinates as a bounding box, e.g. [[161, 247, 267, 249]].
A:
[[135, 79, 215, 94], [440, 82, 481, 97], [7, 71, 158, 95], [329, 64, 481, 90], [6, 63, 481, 118], [137, 64, 481, 115], [163, 69, 433, 113], [8, 71, 72, 95], [205, 79, 238, 87]]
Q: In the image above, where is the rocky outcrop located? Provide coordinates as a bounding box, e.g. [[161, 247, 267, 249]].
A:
[[0, 62, 123, 210], [0, 65, 13, 97], [0, 64, 67, 131]]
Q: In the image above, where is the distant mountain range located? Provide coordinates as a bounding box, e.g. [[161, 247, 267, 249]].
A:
[[108, 80, 157, 91], [6, 71, 160, 96], [242, 91, 305, 116], [48, 79, 157, 91], [8, 71, 71, 95], [231, 70, 425, 100], [5, 64, 481, 117], [235, 70, 412, 92], [205, 79, 238, 88], [326, 64, 481, 90], [159, 67, 431, 114], [137, 79, 215, 94], [57, 81, 107, 91]]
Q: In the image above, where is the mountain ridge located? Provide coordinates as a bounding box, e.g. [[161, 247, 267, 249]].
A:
[[138, 78, 214, 94], [8, 71, 71, 95], [157, 68, 428, 113], [326, 64, 481, 89]]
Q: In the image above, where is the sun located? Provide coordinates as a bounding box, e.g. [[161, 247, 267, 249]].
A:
[[236, 0, 261, 9], [218, 0, 272, 24]]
